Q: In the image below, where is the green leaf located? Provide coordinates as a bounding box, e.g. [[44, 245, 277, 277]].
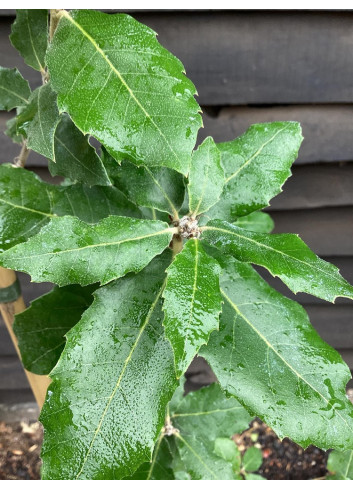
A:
[[53, 184, 143, 222], [202, 219, 353, 302], [169, 383, 252, 480], [17, 83, 60, 160], [327, 450, 353, 480], [126, 435, 176, 480], [162, 239, 222, 377], [208, 122, 303, 220], [110, 159, 185, 219], [0, 67, 30, 110], [10, 9, 48, 72], [235, 211, 274, 233], [0, 215, 174, 286], [47, 10, 202, 175], [200, 258, 353, 450], [214, 438, 241, 472], [5, 115, 23, 144], [13, 284, 96, 375], [48, 114, 111, 187], [188, 137, 224, 216], [40, 252, 178, 480], [0, 165, 142, 251], [242, 446, 262, 472]]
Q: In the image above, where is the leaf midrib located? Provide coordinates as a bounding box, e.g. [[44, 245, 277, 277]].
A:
[[75, 281, 166, 479], [202, 224, 351, 299], [221, 287, 353, 436], [61, 10, 181, 165], [224, 125, 289, 185], [6, 226, 174, 261]]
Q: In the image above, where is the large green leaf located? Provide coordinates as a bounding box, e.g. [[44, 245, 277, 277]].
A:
[[47, 9, 202, 175], [0, 165, 141, 251], [202, 219, 353, 302], [40, 252, 178, 480], [162, 239, 222, 377], [170, 383, 252, 480], [49, 114, 111, 187], [201, 258, 353, 450], [0, 67, 30, 110], [17, 83, 60, 160], [0, 215, 174, 286], [188, 137, 224, 217], [10, 9, 48, 72], [208, 122, 303, 220], [327, 450, 353, 480], [110, 159, 185, 219], [13, 284, 96, 375]]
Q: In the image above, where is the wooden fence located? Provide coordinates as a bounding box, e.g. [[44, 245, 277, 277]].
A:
[[0, 10, 352, 403]]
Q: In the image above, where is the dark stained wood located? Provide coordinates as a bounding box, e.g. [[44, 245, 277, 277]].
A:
[[200, 106, 353, 164], [2, 12, 353, 104], [270, 163, 353, 211], [2, 105, 353, 167]]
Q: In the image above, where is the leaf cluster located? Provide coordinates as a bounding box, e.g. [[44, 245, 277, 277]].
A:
[[1, 9, 353, 480]]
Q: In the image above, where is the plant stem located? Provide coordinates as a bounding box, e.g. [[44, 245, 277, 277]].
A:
[[13, 139, 30, 168], [0, 267, 50, 407], [172, 234, 183, 257], [49, 9, 64, 41]]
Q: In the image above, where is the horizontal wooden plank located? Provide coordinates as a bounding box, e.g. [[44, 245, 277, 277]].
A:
[[269, 207, 353, 256], [201, 106, 353, 164], [0, 356, 28, 390], [270, 163, 353, 211], [2, 12, 353, 104], [2, 105, 353, 168]]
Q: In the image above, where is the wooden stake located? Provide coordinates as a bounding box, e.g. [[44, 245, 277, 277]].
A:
[[0, 267, 50, 408]]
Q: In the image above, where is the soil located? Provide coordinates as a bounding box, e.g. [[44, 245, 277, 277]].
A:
[[233, 419, 328, 480], [0, 418, 330, 480]]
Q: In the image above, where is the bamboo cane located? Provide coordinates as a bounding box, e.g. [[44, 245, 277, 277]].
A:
[[0, 267, 50, 408]]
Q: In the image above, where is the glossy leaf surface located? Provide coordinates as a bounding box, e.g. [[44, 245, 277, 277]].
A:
[[14, 284, 96, 374], [1, 215, 174, 286], [47, 9, 202, 174], [170, 383, 252, 480], [10, 9, 48, 72], [17, 83, 60, 160], [214, 438, 241, 472], [126, 436, 176, 480], [40, 253, 178, 479], [0, 67, 30, 110], [242, 447, 262, 472], [202, 219, 353, 302], [49, 114, 111, 186], [188, 137, 224, 216], [327, 450, 353, 480], [163, 239, 222, 377], [110, 159, 185, 218], [5, 115, 22, 144], [234, 211, 274, 233], [208, 122, 302, 220], [0, 165, 141, 251], [201, 258, 353, 450]]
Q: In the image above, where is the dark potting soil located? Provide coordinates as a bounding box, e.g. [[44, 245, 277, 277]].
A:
[[0, 418, 332, 480]]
